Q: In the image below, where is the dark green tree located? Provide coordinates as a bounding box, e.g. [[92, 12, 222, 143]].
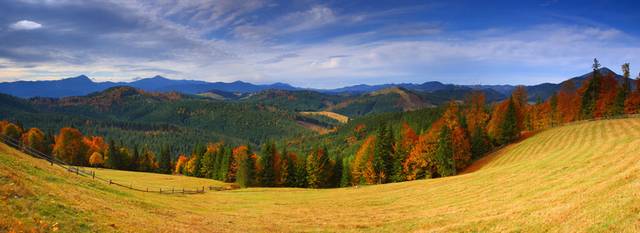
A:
[[340, 158, 352, 187], [470, 125, 491, 159], [200, 148, 215, 179], [330, 157, 343, 187], [219, 147, 231, 181], [613, 63, 631, 116], [259, 142, 277, 186], [157, 145, 172, 174], [434, 126, 456, 177], [130, 144, 140, 171], [498, 98, 518, 145], [294, 157, 308, 187], [373, 123, 394, 183], [235, 152, 254, 188], [581, 58, 602, 119]]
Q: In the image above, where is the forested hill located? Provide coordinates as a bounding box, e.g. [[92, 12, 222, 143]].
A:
[[0, 86, 312, 152]]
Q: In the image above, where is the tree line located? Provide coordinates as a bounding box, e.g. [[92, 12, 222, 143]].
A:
[[2, 59, 639, 188]]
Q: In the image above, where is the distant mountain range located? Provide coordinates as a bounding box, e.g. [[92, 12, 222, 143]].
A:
[[0, 68, 627, 100]]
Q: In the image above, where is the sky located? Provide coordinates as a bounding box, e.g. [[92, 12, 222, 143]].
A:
[[0, 0, 639, 88]]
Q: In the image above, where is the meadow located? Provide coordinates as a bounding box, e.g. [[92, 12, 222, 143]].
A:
[[2, 118, 639, 232]]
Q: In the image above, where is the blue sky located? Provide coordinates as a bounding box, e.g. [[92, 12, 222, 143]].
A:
[[0, 0, 639, 88]]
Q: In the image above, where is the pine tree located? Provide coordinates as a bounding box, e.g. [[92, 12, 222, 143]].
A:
[[220, 147, 231, 181], [581, 58, 602, 119], [373, 123, 394, 183], [157, 145, 172, 174], [213, 148, 222, 179], [434, 126, 455, 177], [340, 158, 352, 187], [305, 146, 330, 188], [105, 139, 120, 169], [130, 144, 140, 171], [191, 144, 205, 177], [294, 157, 307, 187], [613, 63, 631, 116], [259, 142, 277, 186], [235, 151, 253, 188], [330, 157, 343, 187], [498, 98, 518, 145], [470, 125, 490, 159], [200, 149, 215, 179]]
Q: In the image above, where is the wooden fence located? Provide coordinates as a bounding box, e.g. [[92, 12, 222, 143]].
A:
[[0, 134, 223, 195]]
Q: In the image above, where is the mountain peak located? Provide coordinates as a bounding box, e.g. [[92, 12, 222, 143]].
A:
[[65, 75, 92, 82], [149, 75, 169, 80]]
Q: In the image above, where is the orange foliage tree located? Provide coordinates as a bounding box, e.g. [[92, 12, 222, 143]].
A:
[[52, 127, 89, 165], [351, 135, 376, 185], [89, 152, 104, 167], [174, 154, 189, 174], [593, 73, 619, 118], [21, 127, 47, 153]]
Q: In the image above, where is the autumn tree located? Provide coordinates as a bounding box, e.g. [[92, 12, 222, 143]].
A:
[[174, 154, 189, 174], [402, 119, 440, 181], [21, 128, 47, 153], [230, 145, 250, 182], [89, 152, 104, 167], [391, 123, 418, 182], [306, 146, 330, 188], [557, 81, 581, 122], [351, 136, 376, 184], [2, 123, 22, 141], [614, 63, 631, 115], [52, 127, 88, 166], [84, 136, 107, 163]]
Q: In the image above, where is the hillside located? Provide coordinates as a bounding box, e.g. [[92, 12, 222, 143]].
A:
[[0, 87, 313, 151], [3, 118, 639, 232]]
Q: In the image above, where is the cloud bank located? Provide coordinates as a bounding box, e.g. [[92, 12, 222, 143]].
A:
[[0, 0, 638, 87]]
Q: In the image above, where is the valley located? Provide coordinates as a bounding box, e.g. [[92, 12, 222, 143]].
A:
[[2, 118, 639, 232]]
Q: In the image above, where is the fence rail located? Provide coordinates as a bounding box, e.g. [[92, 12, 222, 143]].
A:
[[0, 134, 222, 195]]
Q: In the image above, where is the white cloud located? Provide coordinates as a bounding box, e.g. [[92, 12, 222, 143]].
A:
[[9, 20, 42, 30]]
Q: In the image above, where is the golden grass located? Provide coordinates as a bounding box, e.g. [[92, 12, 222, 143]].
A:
[[2, 118, 640, 232], [299, 111, 350, 123]]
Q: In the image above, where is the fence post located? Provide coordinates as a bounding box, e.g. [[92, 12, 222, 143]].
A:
[[76, 167, 79, 175], [92, 171, 95, 179], [109, 179, 112, 185], [146, 187, 148, 192]]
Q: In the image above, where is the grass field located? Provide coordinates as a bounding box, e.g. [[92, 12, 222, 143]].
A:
[[2, 119, 640, 232]]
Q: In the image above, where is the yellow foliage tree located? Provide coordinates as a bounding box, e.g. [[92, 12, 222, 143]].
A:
[[89, 152, 104, 167]]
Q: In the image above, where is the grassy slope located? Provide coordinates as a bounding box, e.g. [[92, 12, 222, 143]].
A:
[[2, 119, 640, 232]]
